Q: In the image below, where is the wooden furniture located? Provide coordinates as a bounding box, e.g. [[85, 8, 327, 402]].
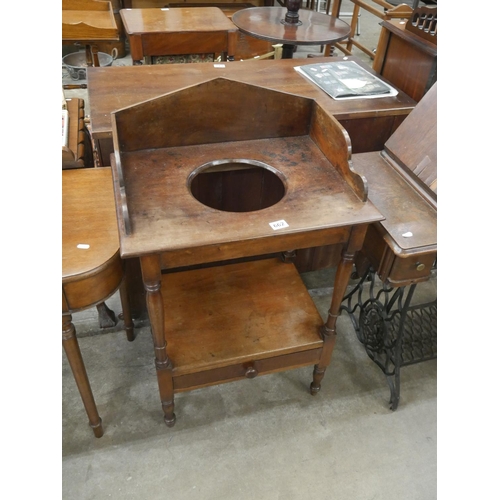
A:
[[100, 0, 128, 58], [326, 0, 413, 60], [119, 7, 238, 64], [110, 77, 383, 426], [87, 56, 416, 169], [63, 168, 135, 437], [63, 0, 120, 67], [169, 2, 256, 16], [122, 0, 269, 6], [166, 3, 278, 60], [342, 82, 437, 409], [62, 98, 89, 169], [232, 6, 350, 59], [373, 6, 437, 102], [87, 56, 414, 306]]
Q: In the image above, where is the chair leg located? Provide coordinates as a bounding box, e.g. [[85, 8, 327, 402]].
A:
[[62, 314, 104, 438]]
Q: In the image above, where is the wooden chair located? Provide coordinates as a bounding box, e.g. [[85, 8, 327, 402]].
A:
[[63, 168, 135, 437], [324, 0, 413, 61]]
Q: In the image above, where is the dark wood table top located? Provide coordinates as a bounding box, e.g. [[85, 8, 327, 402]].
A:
[[87, 56, 416, 141], [231, 7, 351, 46], [120, 7, 236, 35]]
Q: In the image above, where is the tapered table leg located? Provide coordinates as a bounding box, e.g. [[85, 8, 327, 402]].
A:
[[62, 314, 103, 438]]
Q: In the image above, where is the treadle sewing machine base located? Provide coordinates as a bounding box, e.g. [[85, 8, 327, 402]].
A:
[[346, 81, 437, 410], [341, 266, 437, 410]]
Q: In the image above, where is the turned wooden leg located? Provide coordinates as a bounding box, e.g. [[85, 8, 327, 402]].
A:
[[310, 225, 368, 395], [141, 255, 176, 427], [119, 264, 135, 342], [62, 314, 103, 438], [310, 365, 327, 395]]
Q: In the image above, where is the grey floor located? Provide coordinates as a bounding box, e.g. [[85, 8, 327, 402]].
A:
[[62, 3, 437, 499]]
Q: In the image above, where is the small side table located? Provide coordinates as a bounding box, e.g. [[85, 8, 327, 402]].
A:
[[232, 6, 350, 59], [63, 168, 135, 437], [120, 7, 238, 64]]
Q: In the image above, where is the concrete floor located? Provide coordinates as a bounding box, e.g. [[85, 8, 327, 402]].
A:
[[62, 3, 437, 499], [63, 275, 437, 500]]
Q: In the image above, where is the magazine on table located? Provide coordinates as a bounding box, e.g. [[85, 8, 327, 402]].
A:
[[295, 60, 398, 100]]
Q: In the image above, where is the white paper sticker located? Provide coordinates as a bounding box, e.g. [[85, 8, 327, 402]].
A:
[[402, 232, 413, 238], [269, 220, 289, 230], [77, 244, 90, 249], [214, 64, 226, 68]]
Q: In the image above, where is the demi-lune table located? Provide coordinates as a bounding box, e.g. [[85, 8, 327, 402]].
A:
[[63, 168, 135, 437]]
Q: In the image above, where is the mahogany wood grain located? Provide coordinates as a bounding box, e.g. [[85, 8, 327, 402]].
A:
[[405, 5, 437, 45], [87, 56, 416, 164], [63, 168, 135, 437], [110, 135, 381, 259], [123, 0, 267, 5], [384, 82, 437, 200], [110, 79, 383, 426], [167, 2, 257, 16], [119, 7, 237, 63], [351, 82, 437, 286], [63, 0, 120, 41], [163, 259, 324, 377], [373, 18, 437, 103], [231, 7, 351, 46]]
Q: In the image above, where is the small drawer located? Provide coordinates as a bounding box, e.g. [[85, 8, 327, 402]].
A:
[[383, 252, 436, 286], [173, 348, 323, 393]]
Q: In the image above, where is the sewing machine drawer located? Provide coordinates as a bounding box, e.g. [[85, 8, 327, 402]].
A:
[[379, 250, 436, 286]]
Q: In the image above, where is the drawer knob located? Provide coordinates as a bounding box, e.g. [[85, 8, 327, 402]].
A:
[[416, 262, 426, 271], [245, 366, 258, 379]]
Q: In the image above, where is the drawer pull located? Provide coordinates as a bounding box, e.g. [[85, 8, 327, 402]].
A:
[[416, 262, 426, 271], [245, 366, 258, 378]]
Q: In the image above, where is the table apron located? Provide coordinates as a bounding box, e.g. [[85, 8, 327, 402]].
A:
[[155, 226, 353, 269], [133, 31, 232, 58]]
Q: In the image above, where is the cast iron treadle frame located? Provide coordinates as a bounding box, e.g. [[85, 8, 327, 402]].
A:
[[340, 266, 437, 410]]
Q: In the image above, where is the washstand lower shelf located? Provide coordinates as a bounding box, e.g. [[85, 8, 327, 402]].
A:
[[161, 258, 325, 393]]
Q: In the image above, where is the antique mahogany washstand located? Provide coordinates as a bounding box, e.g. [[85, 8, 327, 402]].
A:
[[109, 77, 383, 426]]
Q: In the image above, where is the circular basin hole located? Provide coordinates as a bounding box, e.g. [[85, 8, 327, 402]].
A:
[[188, 159, 286, 213]]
